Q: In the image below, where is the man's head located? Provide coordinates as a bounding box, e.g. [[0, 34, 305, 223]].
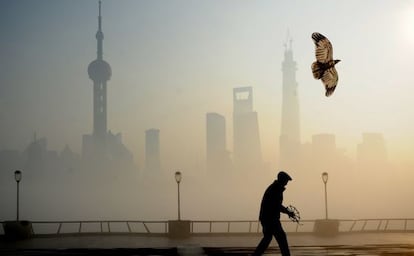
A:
[[277, 171, 292, 186]]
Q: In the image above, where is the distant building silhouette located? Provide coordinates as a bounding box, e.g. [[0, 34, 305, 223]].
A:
[[22, 134, 74, 178], [0, 133, 83, 180], [312, 133, 336, 155], [82, 1, 134, 172], [24, 134, 47, 174], [233, 87, 262, 171], [206, 113, 231, 173], [357, 133, 387, 168], [145, 129, 161, 173], [309, 133, 338, 172], [279, 37, 301, 171], [60, 144, 80, 173], [0, 150, 23, 178]]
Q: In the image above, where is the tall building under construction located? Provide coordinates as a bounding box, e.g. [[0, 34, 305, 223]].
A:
[[279, 39, 301, 170]]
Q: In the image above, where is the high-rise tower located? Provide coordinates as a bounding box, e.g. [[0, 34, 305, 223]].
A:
[[88, 0, 111, 146], [145, 129, 161, 172], [279, 37, 301, 170], [206, 113, 230, 173], [357, 133, 387, 167], [233, 87, 262, 172], [82, 1, 135, 172]]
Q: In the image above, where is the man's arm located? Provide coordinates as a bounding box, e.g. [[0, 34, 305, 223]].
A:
[[280, 205, 295, 218], [280, 205, 289, 214]]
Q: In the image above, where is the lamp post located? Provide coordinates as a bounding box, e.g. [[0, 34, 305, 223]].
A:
[[322, 172, 329, 220], [14, 170, 22, 221], [174, 171, 182, 221]]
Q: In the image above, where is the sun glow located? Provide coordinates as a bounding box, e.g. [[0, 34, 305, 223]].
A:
[[400, 7, 414, 45]]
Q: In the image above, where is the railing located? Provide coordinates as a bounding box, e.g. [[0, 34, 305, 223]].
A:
[[1, 218, 414, 236], [338, 218, 414, 233], [190, 220, 315, 234], [191, 218, 414, 234], [0, 220, 168, 236]]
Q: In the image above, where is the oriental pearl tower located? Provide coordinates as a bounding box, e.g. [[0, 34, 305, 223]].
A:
[[88, 1, 111, 148]]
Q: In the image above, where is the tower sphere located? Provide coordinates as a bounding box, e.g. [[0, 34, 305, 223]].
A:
[[88, 59, 111, 81]]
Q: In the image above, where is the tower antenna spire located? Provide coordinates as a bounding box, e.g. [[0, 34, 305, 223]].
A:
[[98, 0, 102, 32], [95, 0, 104, 60], [284, 29, 293, 51]]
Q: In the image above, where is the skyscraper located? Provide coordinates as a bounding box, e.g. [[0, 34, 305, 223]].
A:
[[233, 87, 262, 171], [279, 38, 301, 170], [206, 113, 230, 173], [82, 1, 134, 172], [145, 129, 161, 172], [311, 133, 337, 172], [88, 0, 111, 147], [357, 133, 387, 167], [83, 1, 111, 160]]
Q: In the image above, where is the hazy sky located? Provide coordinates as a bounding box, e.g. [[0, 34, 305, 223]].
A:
[[1, 0, 414, 169]]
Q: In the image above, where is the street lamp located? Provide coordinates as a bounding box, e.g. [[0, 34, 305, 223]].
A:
[[14, 170, 22, 221], [321, 172, 328, 220], [174, 171, 182, 220]]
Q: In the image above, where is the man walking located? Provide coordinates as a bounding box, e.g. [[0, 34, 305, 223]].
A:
[[253, 171, 294, 256]]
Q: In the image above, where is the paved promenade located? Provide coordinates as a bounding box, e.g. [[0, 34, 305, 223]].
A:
[[1, 233, 414, 255]]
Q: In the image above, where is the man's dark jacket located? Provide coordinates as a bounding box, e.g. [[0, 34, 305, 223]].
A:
[[259, 180, 286, 223]]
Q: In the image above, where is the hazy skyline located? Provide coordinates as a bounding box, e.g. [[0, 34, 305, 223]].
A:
[[1, 0, 414, 171]]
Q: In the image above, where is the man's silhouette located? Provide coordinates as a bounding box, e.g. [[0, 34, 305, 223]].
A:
[[253, 171, 294, 256]]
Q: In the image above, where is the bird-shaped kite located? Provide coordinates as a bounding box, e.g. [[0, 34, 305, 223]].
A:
[[311, 32, 341, 97]]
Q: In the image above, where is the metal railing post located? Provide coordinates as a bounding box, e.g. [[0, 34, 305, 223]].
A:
[[143, 222, 150, 233], [377, 220, 382, 231], [350, 220, 356, 232], [126, 222, 132, 233], [57, 223, 62, 234]]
